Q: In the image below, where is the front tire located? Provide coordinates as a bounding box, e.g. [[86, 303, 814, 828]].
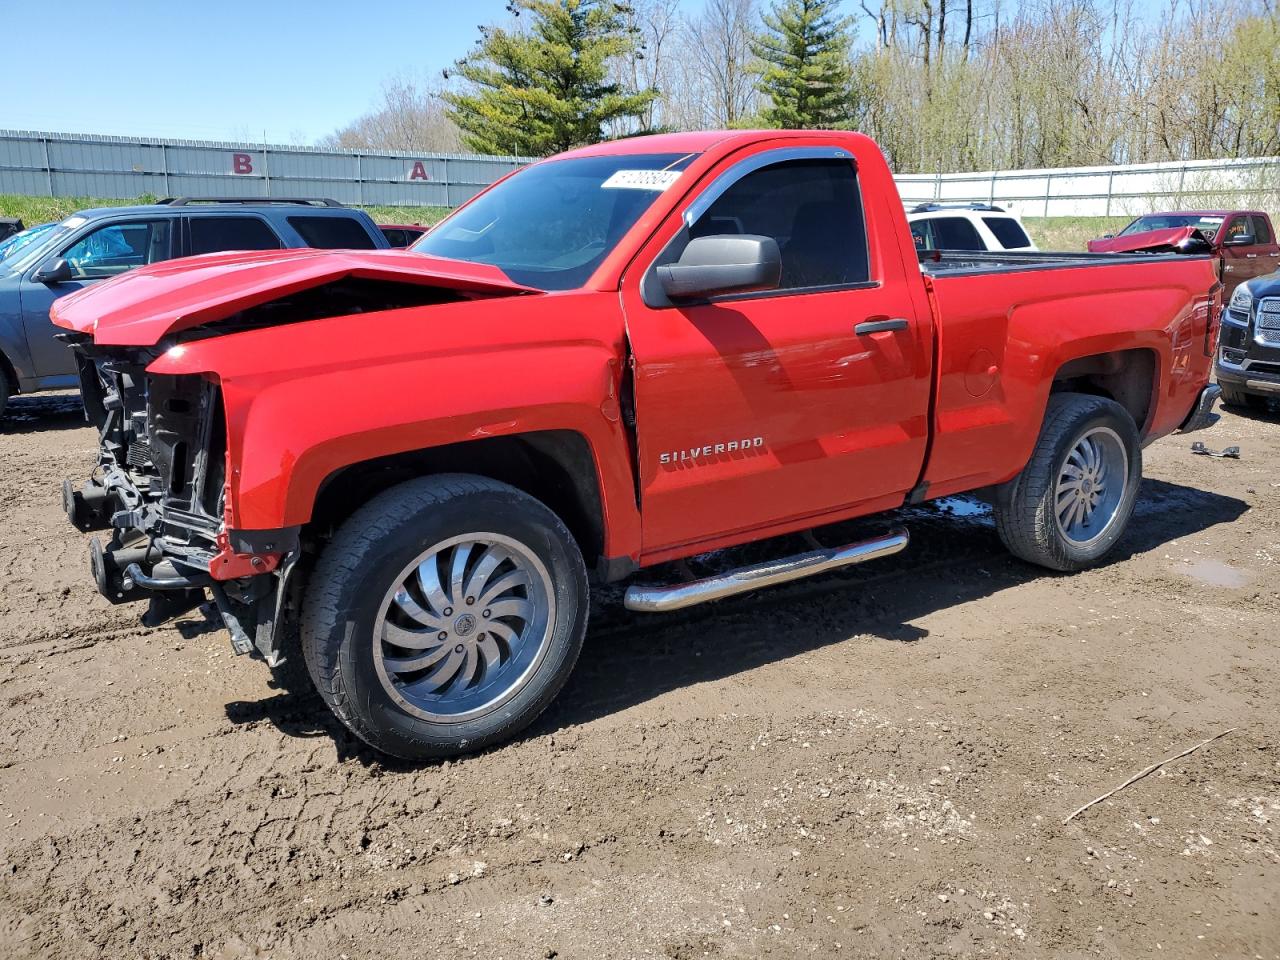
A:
[[994, 393, 1142, 572], [301, 474, 588, 761]]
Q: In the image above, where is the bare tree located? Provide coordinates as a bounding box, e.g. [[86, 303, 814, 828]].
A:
[[665, 0, 761, 128], [320, 75, 463, 154], [613, 0, 683, 132]]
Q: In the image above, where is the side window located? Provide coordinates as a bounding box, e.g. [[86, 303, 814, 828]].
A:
[[909, 221, 930, 249], [287, 216, 377, 250], [1222, 217, 1250, 243], [61, 220, 171, 279], [982, 216, 1031, 249], [1251, 216, 1273, 245], [930, 217, 984, 250], [690, 159, 869, 290], [190, 216, 282, 255]]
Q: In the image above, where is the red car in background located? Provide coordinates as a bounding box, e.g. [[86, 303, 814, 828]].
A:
[[1089, 210, 1279, 298]]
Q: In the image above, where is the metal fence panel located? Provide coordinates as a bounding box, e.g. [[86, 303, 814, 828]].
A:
[[0, 130, 530, 208]]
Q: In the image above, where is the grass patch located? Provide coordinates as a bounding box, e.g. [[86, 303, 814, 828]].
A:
[[358, 204, 449, 225], [1025, 216, 1131, 251], [0, 195, 450, 229]]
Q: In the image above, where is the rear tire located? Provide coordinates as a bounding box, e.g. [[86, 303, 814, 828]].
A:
[[301, 473, 588, 761], [0, 364, 10, 420], [994, 393, 1141, 572], [1219, 383, 1266, 410]]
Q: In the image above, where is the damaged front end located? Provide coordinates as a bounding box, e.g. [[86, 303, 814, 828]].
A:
[[65, 339, 297, 665], [52, 248, 540, 665]]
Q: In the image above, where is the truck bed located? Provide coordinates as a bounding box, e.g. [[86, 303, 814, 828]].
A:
[[918, 248, 1212, 276], [917, 246, 1221, 503]]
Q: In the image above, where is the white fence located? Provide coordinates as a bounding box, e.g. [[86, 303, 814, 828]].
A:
[[894, 156, 1280, 219]]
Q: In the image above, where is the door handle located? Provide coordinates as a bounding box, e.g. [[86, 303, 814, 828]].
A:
[[855, 317, 909, 335], [1246, 253, 1258, 258]]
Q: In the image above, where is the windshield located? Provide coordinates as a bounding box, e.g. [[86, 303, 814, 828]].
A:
[[412, 152, 699, 290], [0, 218, 79, 272], [1119, 214, 1225, 241], [0, 222, 58, 266]]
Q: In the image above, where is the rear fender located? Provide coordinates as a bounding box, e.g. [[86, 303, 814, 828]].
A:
[[923, 262, 1215, 496]]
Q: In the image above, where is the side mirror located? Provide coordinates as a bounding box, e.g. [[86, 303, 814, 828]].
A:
[[33, 258, 72, 284], [1225, 231, 1256, 246], [659, 235, 781, 301], [1101, 233, 1114, 239]]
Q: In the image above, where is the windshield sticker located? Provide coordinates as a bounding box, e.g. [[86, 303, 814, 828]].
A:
[[61, 216, 87, 229], [602, 169, 682, 191]]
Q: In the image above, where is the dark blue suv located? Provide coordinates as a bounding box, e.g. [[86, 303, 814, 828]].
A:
[[0, 198, 389, 416]]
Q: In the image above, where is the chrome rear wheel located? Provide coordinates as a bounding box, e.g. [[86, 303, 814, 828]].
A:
[[1054, 426, 1128, 548], [994, 393, 1141, 572]]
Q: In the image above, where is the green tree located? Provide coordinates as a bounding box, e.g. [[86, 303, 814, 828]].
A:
[[752, 0, 856, 128], [444, 0, 658, 155]]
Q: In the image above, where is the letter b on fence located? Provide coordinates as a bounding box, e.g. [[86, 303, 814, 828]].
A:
[[232, 153, 254, 175]]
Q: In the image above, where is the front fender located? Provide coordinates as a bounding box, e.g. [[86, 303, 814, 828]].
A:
[[148, 292, 641, 560]]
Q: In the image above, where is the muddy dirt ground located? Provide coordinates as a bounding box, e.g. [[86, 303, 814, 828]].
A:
[[0, 393, 1276, 960]]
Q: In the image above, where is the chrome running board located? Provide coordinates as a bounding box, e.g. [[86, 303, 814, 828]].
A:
[[623, 527, 910, 613]]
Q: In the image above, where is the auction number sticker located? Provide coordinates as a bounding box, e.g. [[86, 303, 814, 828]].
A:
[[602, 169, 682, 191]]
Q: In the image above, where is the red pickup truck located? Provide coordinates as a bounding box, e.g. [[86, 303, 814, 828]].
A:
[[1088, 210, 1280, 299], [55, 130, 1223, 761]]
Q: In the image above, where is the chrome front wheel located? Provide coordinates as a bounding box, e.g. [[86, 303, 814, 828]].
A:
[[374, 533, 556, 723], [301, 474, 589, 761]]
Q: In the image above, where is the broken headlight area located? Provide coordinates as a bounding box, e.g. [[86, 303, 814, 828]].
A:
[[65, 344, 296, 666]]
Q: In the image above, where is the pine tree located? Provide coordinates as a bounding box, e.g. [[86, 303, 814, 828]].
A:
[[752, 0, 857, 129], [443, 0, 658, 156]]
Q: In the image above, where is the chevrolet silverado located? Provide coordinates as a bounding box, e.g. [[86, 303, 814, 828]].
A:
[[53, 131, 1224, 760]]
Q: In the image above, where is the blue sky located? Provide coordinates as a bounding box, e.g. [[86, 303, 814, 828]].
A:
[[3, 0, 1166, 145], [1, 0, 529, 142]]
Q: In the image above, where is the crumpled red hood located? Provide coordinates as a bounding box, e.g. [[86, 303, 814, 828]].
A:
[[1086, 226, 1203, 254], [50, 247, 537, 346]]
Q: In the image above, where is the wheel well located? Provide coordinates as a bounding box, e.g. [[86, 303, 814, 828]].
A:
[[1050, 349, 1156, 433], [306, 430, 606, 567]]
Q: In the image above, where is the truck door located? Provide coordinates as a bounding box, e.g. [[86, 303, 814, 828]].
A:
[[1218, 215, 1271, 294], [1252, 215, 1280, 279], [21, 218, 174, 378], [621, 149, 933, 555]]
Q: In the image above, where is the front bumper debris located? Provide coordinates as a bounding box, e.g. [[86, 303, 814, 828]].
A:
[[1177, 383, 1221, 433]]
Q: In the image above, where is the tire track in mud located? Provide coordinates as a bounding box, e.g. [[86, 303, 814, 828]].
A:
[[0, 709, 996, 957]]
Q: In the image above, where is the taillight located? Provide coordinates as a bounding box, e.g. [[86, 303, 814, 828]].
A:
[[1203, 284, 1223, 356]]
